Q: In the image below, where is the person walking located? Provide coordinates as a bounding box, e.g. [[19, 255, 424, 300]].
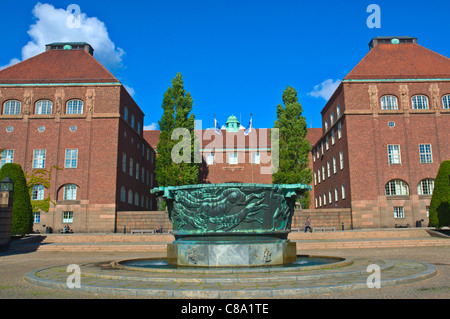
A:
[[304, 217, 312, 233]]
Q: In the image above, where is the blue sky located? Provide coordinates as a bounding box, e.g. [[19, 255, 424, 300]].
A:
[[1, 0, 449, 130]]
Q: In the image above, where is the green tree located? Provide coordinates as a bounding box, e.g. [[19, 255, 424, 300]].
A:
[[0, 163, 33, 236], [272, 86, 312, 208], [155, 73, 199, 187], [429, 160, 450, 228]]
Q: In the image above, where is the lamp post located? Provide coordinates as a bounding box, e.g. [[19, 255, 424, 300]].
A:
[[0, 175, 14, 251]]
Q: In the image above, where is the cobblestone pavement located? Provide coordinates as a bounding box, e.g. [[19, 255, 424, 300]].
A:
[[0, 246, 448, 299]]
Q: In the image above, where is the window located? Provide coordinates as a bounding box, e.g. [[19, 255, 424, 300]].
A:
[[323, 193, 326, 206], [131, 115, 135, 129], [394, 207, 404, 219], [312, 149, 315, 162], [315, 197, 318, 208], [341, 184, 346, 199], [388, 145, 401, 164], [331, 128, 335, 145], [63, 184, 77, 200], [120, 187, 126, 202], [327, 161, 331, 177], [443, 94, 450, 109], [66, 100, 83, 114], [322, 165, 325, 181], [328, 191, 332, 204], [317, 169, 321, 183], [380, 95, 398, 110], [129, 158, 134, 176], [1, 149, 14, 168], [338, 122, 342, 139], [128, 190, 133, 204], [419, 144, 432, 163], [333, 156, 337, 174], [330, 112, 334, 125], [141, 167, 145, 183], [339, 151, 344, 170], [335, 188, 339, 202], [3, 100, 21, 115], [35, 100, 53, 115], [33, 212, 40, 224], [385, 180, 409, 196], [124, 106, 128, 121], [325, 135, 329, 150], [337, 104, 341, 118], [6, 126, 13, 132], [135, 192, 139, 206], [69, 125, 77, 132], [418, 179, 435, 195], [32, 185, 45, 201], [65, 149, 78, 168], [136, 162, 139, 180], [252, 153, 260, 164], [324, 120, 328, 131], [319, 195, 322, 207], [229, 153, 238, 165], [122, 153, 127, 172], [63, 211, 74, 223], [33, 149, 46, 169], [411, 95, 429, 109], [314, 172, 317, 185]]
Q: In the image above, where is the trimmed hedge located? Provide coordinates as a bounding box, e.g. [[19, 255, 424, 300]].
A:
[[0, 163, 33, 236], [429, 160, 450, 229]]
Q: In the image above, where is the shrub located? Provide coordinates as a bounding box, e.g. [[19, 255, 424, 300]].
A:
[[429, 160, 450, 229], [0, 163, 33, 236]]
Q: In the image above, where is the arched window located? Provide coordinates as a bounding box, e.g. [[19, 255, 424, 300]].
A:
[[128, 190, 133, 204], [380, 95, 398, 110], [63, 184, 78, 200], [3, 100, 21, 115], [35, 100, 53, 115], [411, 95, 429, 109], [120, 187, 126, 202], [385, 180, 409, 196], [66, 99, 83, 114], [417, 179, 435, 195], [443, 94, 450, 109]]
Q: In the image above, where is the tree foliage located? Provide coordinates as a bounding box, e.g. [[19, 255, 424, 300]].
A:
[[429, 160, 450, 228], [155, 73, 199, 187], [272, 86, 312, 208], [0, 163, 33, 236]]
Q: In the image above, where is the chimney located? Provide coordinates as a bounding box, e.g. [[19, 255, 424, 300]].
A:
[[369, 36, 418, 50], [45, 42, 94, 56]]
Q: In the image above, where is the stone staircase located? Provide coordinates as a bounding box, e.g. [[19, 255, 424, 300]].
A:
[[9, 228, 449, 252]]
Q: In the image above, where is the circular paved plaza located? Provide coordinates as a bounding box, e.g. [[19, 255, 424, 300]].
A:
[[0, 245, 448, 299]]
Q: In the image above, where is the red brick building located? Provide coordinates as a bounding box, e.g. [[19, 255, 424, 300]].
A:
[[312, 37, 450, 229], [0, 43, 157, 233]]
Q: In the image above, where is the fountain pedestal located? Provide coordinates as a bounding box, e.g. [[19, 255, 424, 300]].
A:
[[152, 183, 310, 267]]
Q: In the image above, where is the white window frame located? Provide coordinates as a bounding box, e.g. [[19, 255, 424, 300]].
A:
[[394, 207, 405, 219], [33, 212, 40, 224], [206, 153, 214, 165], [339, 151, 344, 170], [333, 156, 337, 174], [66, 100, 83, 114], [3, 100, 21, 115], [388, 145, 401, 164], [63, 184, 77, 201], [419, 144, 432, 163], [335, 188, 339, 202], [228, 153, 238, 165], [65, 149, 78, 168], [385, 180, 409, 196], [380, 95, 398, 110], [338, 122, 342, 139], [63, 211, 74, 223], [32, 185, 45, 201], [252, 152, 260, 164], [341, 184, 346, 199], [417, 179, 434, 195], [1, 149, 14, 168], [33, 149, 46, 169], [331, 128, 335, 145], [35, 100, 53, 115], [327, 161, 331, 177], [411, 95, 429, 110], [443, 94, 450, 109]]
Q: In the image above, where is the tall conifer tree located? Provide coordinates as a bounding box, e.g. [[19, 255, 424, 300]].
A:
[[272, 86, 312, 208], [155, 73, 199, 187]]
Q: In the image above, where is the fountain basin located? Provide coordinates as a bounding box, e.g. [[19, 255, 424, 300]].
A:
[[151, 183, 311, 267]]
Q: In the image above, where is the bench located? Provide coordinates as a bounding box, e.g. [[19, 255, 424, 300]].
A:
[[130, 229, 155, 234], [291, 228, 301, 232], [313, 227, 336, 232]]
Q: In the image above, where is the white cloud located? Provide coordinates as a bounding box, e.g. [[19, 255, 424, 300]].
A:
[[0, 58, 21, 70], [308, 79, 341, 101], [143, 123, 158, 130], [2, 3, 124, 70]]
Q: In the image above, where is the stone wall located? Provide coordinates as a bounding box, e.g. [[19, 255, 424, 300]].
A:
[[291, 208, 353, 230], [116, 210, 171, 233]]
